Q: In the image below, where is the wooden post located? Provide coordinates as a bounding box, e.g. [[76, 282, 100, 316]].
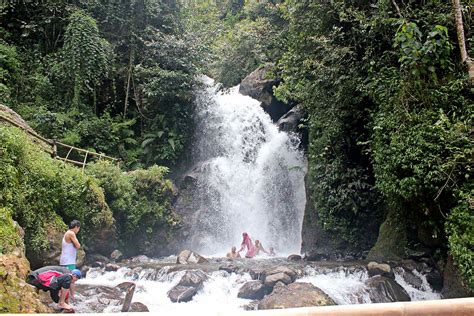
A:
[[121, 283, 136, 312], [82, 151, 89, 173]]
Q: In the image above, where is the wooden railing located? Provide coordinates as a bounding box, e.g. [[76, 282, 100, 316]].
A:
[[0, 112, 118, 170]]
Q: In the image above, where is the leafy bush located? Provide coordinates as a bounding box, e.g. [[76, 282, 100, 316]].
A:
[[446, 190, 474, 289], [0, 125, 114, 258], [86, 160, 178, 255]]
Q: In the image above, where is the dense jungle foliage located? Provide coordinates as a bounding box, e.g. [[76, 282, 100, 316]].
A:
[[0, 0, 472, 291], [0, 125, 176, 258]]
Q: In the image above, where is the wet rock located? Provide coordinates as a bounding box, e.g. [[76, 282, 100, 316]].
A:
[[287, 254, 302, 261], [131, 255, 150, 263], [167, 269, 208, 303], [168, 285, 198, 303], [258, 282, 335, 310], [395, 267, 423, 290], [304, 250, 329, 261], [116, 282, 136, 291], [426, 269, 443, 292], [178, 270, 208, 288], [249, 268, 266, 281], [219, 263, 239, 274], [237, 281, 266, 300], [80, 265, 90, 278], [176, 250, 208, 264], [277, 104, 308, 149], [105, 263, 120, 272], [86, 253, 110, 266], [368, 262, 394, 279], [129, 302, 149, 312], [110, 250, 123, 262], [242, 301, 259, 311], [264, 272, 292, 289], [364, 276, 411, 303], [267, 266, 297, 281]]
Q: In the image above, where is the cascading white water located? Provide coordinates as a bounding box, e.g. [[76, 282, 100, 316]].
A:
[[187, 76, 306, 255]]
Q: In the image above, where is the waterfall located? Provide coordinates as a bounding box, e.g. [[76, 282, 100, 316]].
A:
[[186, 76, 306, 255]]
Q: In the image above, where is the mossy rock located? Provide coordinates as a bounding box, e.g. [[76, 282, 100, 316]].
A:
[[368, 209, 407, 261], [0, 255, 52, 313], [0, 208, 24, 256]]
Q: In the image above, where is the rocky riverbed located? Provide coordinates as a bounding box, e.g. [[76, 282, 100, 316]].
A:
[[61, 253, 441, 313]]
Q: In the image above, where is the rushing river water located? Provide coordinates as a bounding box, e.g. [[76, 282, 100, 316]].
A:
[[73, 256, 441, 313]]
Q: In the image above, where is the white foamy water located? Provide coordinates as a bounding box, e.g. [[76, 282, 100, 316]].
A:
[[185, 77, 306, 255], [394, 268, 441, 301], [75, 262, 442, 313], [299, 266, 441, 305], [77, 267, 252, 313]]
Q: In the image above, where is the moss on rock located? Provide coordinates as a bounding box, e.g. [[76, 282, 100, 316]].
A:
[[368, 208, 407, 262]]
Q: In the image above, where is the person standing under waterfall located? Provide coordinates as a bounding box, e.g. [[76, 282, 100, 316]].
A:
[[237, 232, 257, 258]]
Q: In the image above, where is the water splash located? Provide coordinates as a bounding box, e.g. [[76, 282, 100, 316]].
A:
[[187, 77, 306, 255]]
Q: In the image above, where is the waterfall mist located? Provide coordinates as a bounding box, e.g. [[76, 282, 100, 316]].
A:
[[184, 76, 306, 256]]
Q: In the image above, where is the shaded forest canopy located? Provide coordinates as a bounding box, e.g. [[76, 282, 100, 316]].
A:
[[0, 0, 472, 292]]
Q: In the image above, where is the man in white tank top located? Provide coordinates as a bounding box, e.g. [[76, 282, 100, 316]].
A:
[[59, 220, 81, 303], [60, 220, 81, 270]]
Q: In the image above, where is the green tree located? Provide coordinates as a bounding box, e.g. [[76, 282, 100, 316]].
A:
[[62, 10, 110, 109]]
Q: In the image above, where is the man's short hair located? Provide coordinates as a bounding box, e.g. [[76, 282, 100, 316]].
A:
[[69, 220, 81, 229]]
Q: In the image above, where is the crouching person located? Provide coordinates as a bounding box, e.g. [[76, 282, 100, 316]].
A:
[[27, 266, 81, 310]]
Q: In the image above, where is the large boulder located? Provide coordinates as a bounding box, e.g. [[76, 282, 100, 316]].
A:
[[27, 219, 65, 269], [364, 276, 411, 303], [176, 250, 208, 264], [258, 282, 335, 310], [237, 281, 266, 300], [239, 65, 292, 122], [367, 210, 407, 262]]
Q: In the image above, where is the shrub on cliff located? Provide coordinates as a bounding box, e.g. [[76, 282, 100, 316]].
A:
[[0, 125, 115, 260], [86, 160, 178, 255]]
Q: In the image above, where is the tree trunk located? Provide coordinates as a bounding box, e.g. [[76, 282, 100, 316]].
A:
[[452, 0, 474, 84], [124, 49, 134, 118]]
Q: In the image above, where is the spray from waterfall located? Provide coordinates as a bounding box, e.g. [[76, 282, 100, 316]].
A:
[[187, 76, 306, 255]]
